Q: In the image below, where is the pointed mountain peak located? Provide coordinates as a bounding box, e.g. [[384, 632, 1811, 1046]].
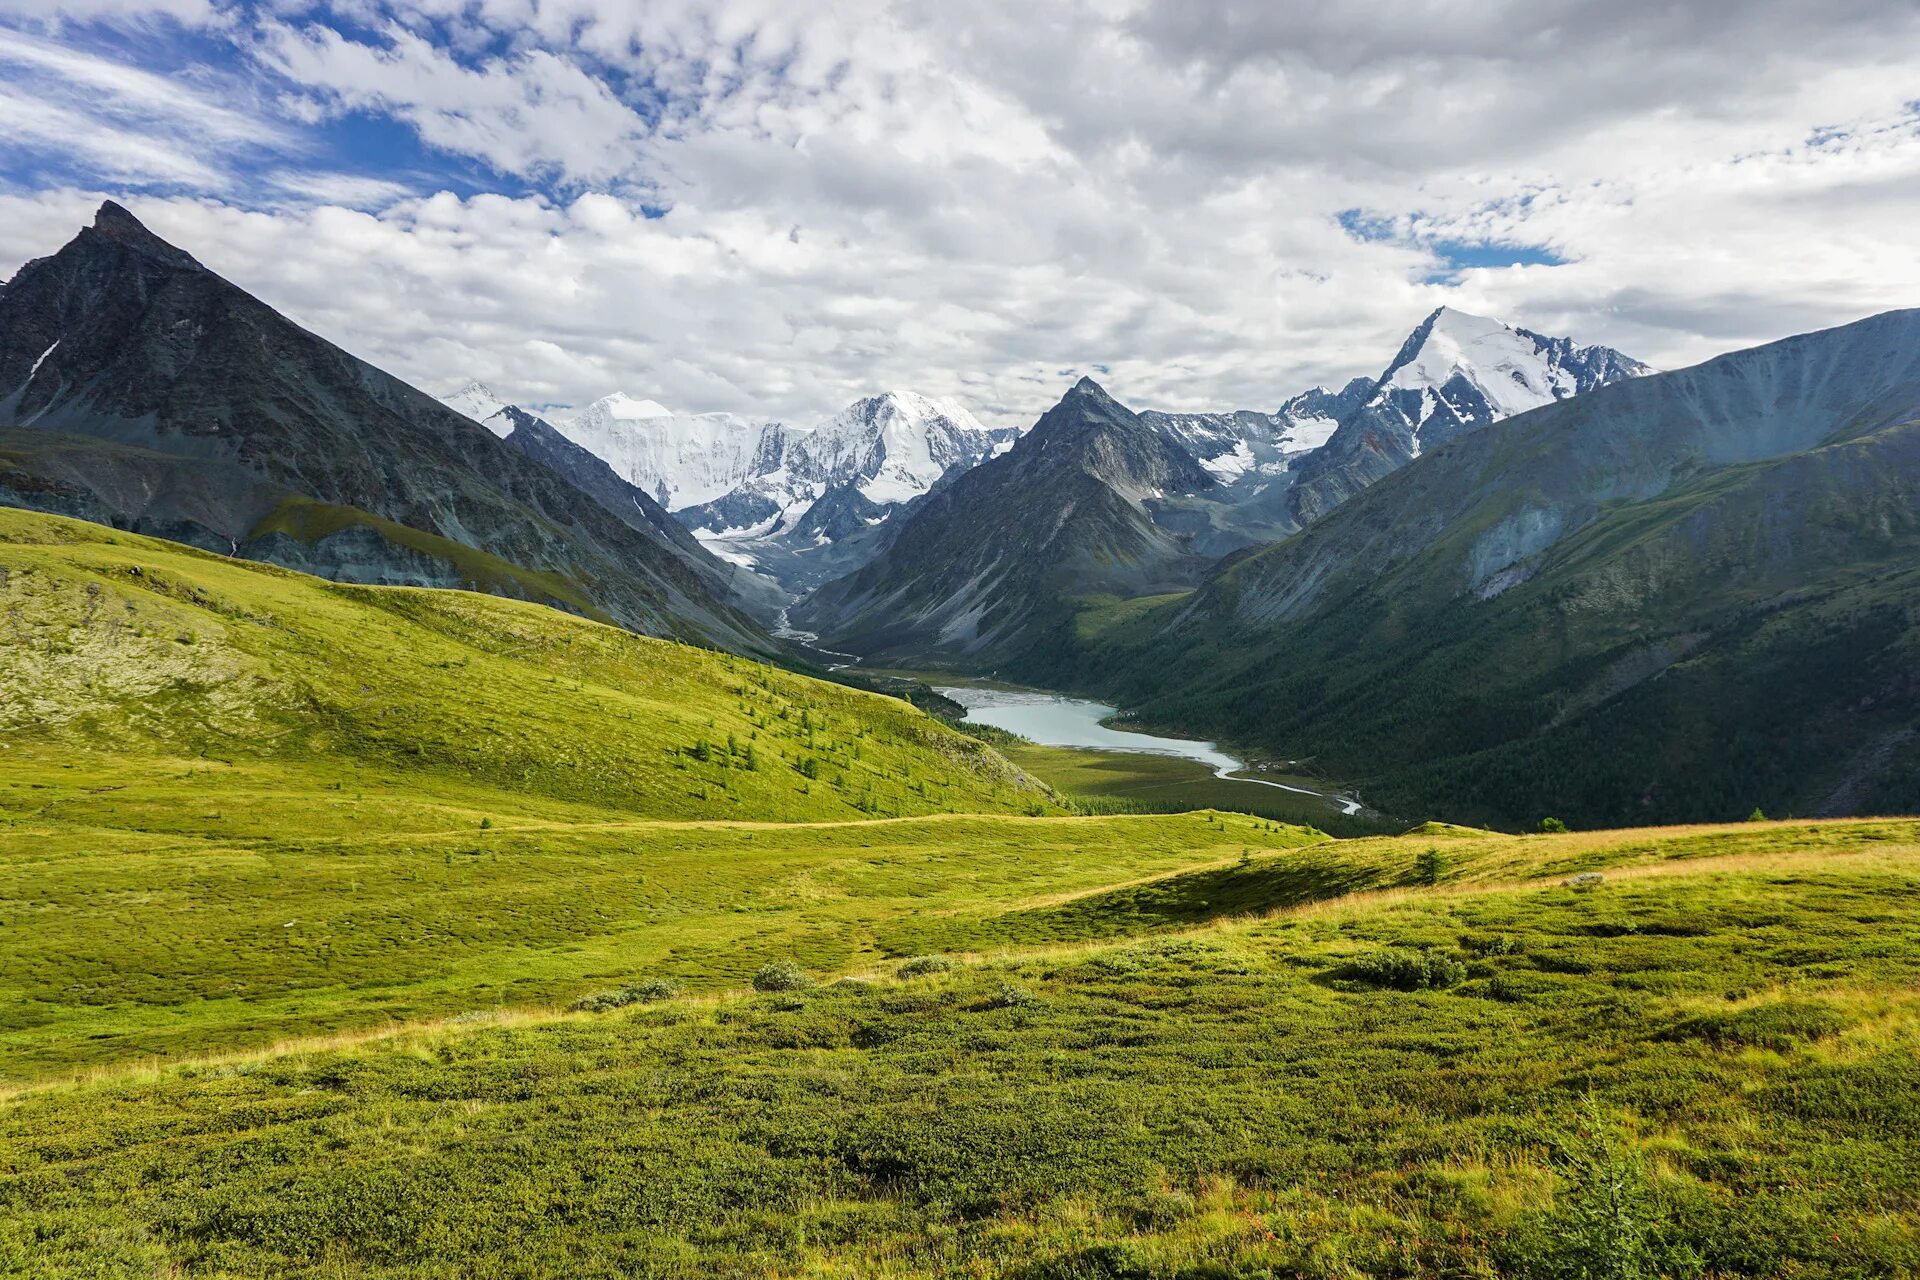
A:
[[93, 200, 143, 231], [1069, 375, 1109, 398], [85, 200, 201, 269]]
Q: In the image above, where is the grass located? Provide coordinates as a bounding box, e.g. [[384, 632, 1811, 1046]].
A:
[[247, 494, 609, 619], [4, 823, 1918, 1277], [5, 507, 1920, 1277], [0, 507, 1049, 824], [0, 793, 1312, 1078]]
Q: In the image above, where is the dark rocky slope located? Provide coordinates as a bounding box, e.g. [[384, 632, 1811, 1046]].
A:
[[1080, 308, 1920, 827], [792, 377, 1216, 664], [0, 203, 772, 652]]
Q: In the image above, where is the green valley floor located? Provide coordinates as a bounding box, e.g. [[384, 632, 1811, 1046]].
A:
[[3, 510, 1918, 1277]]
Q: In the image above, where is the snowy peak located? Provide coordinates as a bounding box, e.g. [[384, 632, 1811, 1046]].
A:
[[566, 390, 674, 427], [1288, 309, 1653, 525], [799, 390, 1008, 506], [552, 399, 793, 511], [439, 380, 515, 439], [1139, 378, 1372, 485], [1371, 306, 1653, 453], [521, 385, 1013, 569]]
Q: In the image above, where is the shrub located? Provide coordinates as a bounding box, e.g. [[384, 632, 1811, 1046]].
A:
[[751, 959, 814, 993], [1538, 817, 1570, 834], [1414, 846, 1449, 885], [1462, 934, 1523, 957], [1341, 947, 1467, 991], [1484, 974, 1527, 1003], [1748, 807, 1767, 822], [897, 955, 959, 979], [568, 977, 679, 1013], [987, 981, 1038, 1009]]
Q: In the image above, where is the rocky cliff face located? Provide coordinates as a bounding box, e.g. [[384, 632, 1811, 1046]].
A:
[[0, 203, 772, 652]]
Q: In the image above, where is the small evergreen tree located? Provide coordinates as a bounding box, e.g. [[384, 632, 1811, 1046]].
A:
[[1414, 846, 1447, 884]]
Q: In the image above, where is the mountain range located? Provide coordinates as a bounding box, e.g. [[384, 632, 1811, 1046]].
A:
[[1074, 308, 1920, 826], [442, 383, 1019, 593], [0, 203, 772, 652], [5, 203, 1911, 829], [794, 306, 1650, 664]]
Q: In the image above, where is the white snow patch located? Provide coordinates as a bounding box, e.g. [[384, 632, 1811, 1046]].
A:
[[438, 380, 516, 438], [1198, 439, 1256, 483], [26, 339, 60, 382]]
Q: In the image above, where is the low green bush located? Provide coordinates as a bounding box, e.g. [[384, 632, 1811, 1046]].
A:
[[568, 977, 679, 1013], [897, 955, 960, 979], [751, 959, 815, 993], [987, 982, 1039, 1009], [1669, 1000, 1847, 1051], [1341, 947, 1467, 991]]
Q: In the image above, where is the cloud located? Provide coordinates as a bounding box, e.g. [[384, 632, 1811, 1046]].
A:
[[3, 1, 1919, 426], [254, 19, 656, 187], [0, 24, 288, 190]]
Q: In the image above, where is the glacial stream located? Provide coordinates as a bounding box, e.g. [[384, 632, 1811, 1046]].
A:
[[933, 684, 1363, 815]]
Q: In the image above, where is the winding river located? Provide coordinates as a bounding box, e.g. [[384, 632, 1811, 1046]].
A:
[[934, 684, 1363, 815]]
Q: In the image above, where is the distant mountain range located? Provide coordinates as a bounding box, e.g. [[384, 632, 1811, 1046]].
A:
[[9, 202, 1909, 828], [790, 376, 1218, 659], [1074, 308, 1920, 827], [442, 383, 1018, 592], [795, 307, 1651, 664], [0, 203, 773, 653]]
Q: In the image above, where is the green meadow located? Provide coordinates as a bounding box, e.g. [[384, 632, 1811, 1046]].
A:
[[3, 510, 1919, 1277]]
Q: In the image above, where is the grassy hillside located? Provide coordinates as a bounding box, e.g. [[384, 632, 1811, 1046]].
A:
[[6, 507, 1918, 1277], [5, 819, 1917, 1277], [0, 508, 1047, 824]]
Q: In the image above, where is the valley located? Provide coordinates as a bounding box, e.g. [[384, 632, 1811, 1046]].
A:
[[929, 679, 1371, 824], [2, 187, 1917, 1280]]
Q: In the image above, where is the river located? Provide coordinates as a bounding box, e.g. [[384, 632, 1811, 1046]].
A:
[[934, 684, 1363, 815]]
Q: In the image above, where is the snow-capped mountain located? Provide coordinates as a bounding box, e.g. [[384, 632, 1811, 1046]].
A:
[[441, 380, 516, 438], [1364, 306, 1653, 457], [1288, 307, 1651, 524], [794, 390, 1013, 506], [537, 388, 1012, 534], [553, 395, 791, 511], [1141, 379, 1373, 484], [443, 383, 1018, 592]]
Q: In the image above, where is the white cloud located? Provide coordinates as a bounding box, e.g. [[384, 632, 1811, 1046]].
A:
[[0, 24, 287, 190], [3, 1, 1920, 426], [254, 20, 654, 186]]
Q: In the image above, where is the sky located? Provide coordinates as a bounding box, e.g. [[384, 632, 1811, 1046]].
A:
[[2, 1, 1918, 427]]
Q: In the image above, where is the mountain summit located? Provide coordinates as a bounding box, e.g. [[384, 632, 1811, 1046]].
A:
[[1288, 307, 1651, 523], [791, 376, 1215, 663], [0, 202, 770, 651]]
